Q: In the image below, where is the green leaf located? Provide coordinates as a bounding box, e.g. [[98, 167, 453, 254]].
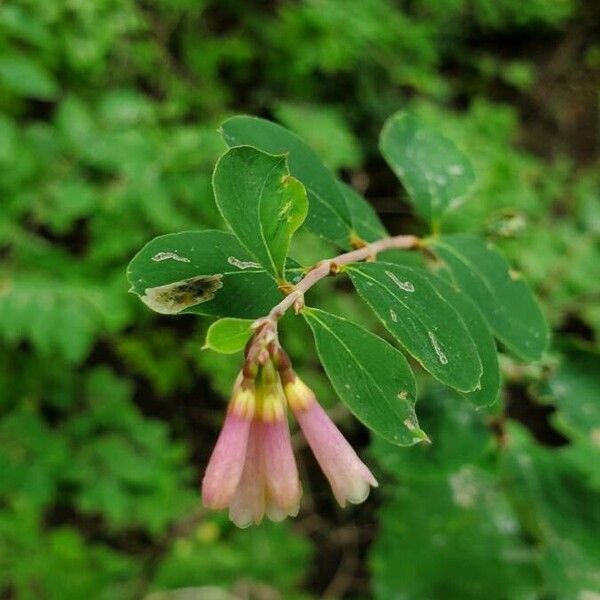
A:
[[338, 181, 388, 242], [127, 230, 290, 319], [0, 276, 122, 364], [379, 112, 475, 224], [544, 347, 600, 443], [274, 102, 363, 170], [429, 234, 549, 361], [204, 318, 253, 354], [0, 53, 59, 99], [501, 424, 600, 598], [539, 347, 600, 487], [212, 146, 308, 282], [64, 368, 195, 535], [371, 467, 539, 600], [426, 274, 500, 406], [302, 308, 426, 446], [347, 262, 482, 392], [372, 387, 491, 479], [220, 115, 354, 248], [0, 505, 138, 600], [153, 520, 311, 593]]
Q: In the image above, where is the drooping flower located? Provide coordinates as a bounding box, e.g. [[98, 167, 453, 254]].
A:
[[283, 372, 378, 507], [201, 376, 255, 510], [202, 344, 377, 526], [202, 358, 301, 527]]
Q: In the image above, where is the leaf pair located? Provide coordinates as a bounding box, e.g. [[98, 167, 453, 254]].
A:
[[211, 115, 390, 281], [347, 262, 495, 405], [428, 235, 549, 361], [213, 147, 308, 284], [220, 116, 387, 248]]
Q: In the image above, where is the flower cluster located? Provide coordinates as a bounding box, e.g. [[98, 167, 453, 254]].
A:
[[201, 343, 378, 527]]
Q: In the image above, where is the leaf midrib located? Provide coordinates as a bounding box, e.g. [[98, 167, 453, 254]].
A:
[[256, 155, 286, 279]]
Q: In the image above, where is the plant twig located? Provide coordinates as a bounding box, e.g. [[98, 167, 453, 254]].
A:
[[252, 234, 420, 334]]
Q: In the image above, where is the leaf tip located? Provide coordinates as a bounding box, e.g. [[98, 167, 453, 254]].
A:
[[403, 418, 431, 445]]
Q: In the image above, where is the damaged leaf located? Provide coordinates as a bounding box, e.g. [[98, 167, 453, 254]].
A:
[[127, 230, 294, 319], [213, 146, 308, 282]]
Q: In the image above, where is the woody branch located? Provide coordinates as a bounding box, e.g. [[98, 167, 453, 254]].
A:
[[250, 234, 421, 346]]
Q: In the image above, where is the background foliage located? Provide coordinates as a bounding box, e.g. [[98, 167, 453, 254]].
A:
[[0, 0, 598, 598]]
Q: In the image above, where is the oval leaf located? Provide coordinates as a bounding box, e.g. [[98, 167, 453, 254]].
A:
[[204, 318, 253, 354], [219, 115, 354, 248], [212, 146, 308, 282], [347, 262, 482, 392], [127, 230, 288, 319], [426, 273, 501, 406], [429, 234, 550, 361], [303, 307, 427, 446], [379, 112, 475, 224]]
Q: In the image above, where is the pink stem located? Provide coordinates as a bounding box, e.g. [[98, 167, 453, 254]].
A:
[[252, 234, 420, 334]]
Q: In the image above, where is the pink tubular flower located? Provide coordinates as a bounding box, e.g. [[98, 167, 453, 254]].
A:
[[201, 381, 255, 510], [202, 347, 377, 527], [284, 375, 378, 508], [202, 361, 301, 527], [228, 420, 265, 527], [261, 388, 302, 519]]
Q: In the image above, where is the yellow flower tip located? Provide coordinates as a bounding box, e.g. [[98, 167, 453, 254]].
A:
[[258, 389, 286, 423], [229, 387, 255, 420], [259, 358, 277, 385], [284, 377, 315, 412]]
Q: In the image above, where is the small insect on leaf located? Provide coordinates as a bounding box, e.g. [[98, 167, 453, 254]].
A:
[[141, 274, 223, 315]]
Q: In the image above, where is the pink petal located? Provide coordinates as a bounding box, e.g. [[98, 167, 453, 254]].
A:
[[229, 421, 266, 528], [201, 410, 251, 510], [293, 398, 378, 507], [265, 499, 290, 522], [262, 417, 302, 518]]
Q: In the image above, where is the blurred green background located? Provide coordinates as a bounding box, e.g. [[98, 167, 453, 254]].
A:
[[0, 1, 599, 598]]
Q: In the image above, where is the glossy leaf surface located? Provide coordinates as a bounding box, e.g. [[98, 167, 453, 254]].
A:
[[429, 234, 549, 360], [303, 308, 426, 446], [380, 112, 475, 224], [426, 274, 500, 406], [220, 115, 354, 247], [204, 318, 254, 354], [213, 146, 307, 281], [348, 262, 482, 392], [127, 230, 286, 319]]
